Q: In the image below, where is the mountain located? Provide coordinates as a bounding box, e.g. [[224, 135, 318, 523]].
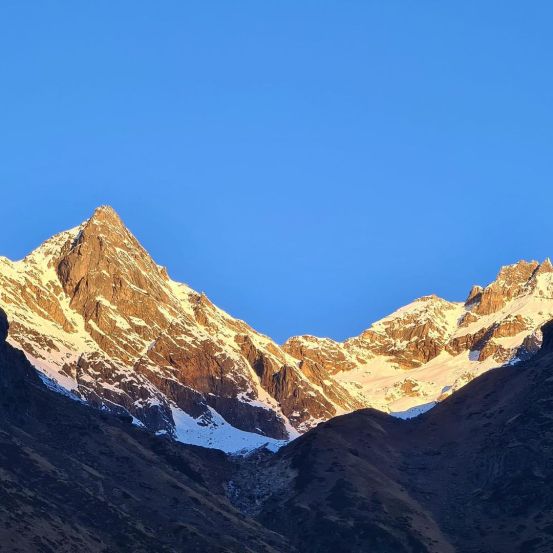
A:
[[1, 205, 552, 450], [284, 259, 553, 417], [234, 319, 553, 553], [2, 302, 552, 552], [0, 206, 361, 451], [0, 307, 291, 553]]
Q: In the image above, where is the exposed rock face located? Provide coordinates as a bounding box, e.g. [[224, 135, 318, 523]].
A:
[[284, 259, 553, 414], [246, 328, 553, 553], [0, 308, 293, 553], [0, 206, 358, 449], [2, 303, 553, 553], [465, 284, 483, 305], [472, 261, 540, 315], [284, 335, 358, 374], [2, 205, 553, 449]]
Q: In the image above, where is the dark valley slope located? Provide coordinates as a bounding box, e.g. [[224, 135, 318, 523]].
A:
[[0, 308, 291, 553], [237, 323, 553, 553], [1, 305, 553, 552]]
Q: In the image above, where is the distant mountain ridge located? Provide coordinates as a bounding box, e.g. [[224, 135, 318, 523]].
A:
[[286, 258, 553, 416], [1, 205, 552, 450], [248, 319, 553, 552]]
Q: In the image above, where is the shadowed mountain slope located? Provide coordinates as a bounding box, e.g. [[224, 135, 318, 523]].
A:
[[1, 293, 553, 551], [236, 321, 553, 553], [0, 308, 292, 553]]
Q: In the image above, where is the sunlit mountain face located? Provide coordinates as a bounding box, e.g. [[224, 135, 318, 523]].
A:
[[1, 302, 553, 552], [1, 205, 552, 454]]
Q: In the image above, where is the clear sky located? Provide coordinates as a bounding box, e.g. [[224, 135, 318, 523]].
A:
[[1, 2, 553, 342]]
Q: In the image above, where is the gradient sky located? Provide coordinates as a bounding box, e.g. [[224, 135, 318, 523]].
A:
[[1, 2, 553, 342]]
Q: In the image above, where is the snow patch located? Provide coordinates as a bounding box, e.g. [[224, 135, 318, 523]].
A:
[[170, 405, 288, 454]]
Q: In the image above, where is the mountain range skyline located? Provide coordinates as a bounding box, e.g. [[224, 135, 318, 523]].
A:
[[4, 3, 553, 343], [5, 204, 553, 342], [3, 202, 552, 344], [2, 204, 552, 452], [1, 285, 552, 552], [3, 3, 553, 551]]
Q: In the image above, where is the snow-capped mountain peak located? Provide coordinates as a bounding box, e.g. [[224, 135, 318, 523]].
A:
[[0, 207, 359, 452], [2, 207, 552, 450]]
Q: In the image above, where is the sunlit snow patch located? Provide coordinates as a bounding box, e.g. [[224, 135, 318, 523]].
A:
[[169, 405, 288, 454]]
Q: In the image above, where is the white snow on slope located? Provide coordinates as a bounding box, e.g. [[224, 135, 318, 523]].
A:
[[3, 208, 553, 444], [169, 406, 288, 454], [0, 215, 306, 453]]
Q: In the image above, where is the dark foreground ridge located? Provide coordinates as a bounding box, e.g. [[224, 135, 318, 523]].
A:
[[247, 319, 553, 553], [0, 309, 289, 553], [1, 307, 553, 552]]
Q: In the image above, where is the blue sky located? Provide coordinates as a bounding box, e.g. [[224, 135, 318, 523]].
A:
[[1, 2, 553, 342]]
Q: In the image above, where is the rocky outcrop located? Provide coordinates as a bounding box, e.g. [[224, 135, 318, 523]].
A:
[[2, 300, 553, 553], [0, 206, 357, 449], [285, 259, 553, 415], [0, 307, 293, 553], [2, 206, 553, 448], [471, 261, 540, 315], [250, 329, 553, 553], [284, 335, 358, 374]]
